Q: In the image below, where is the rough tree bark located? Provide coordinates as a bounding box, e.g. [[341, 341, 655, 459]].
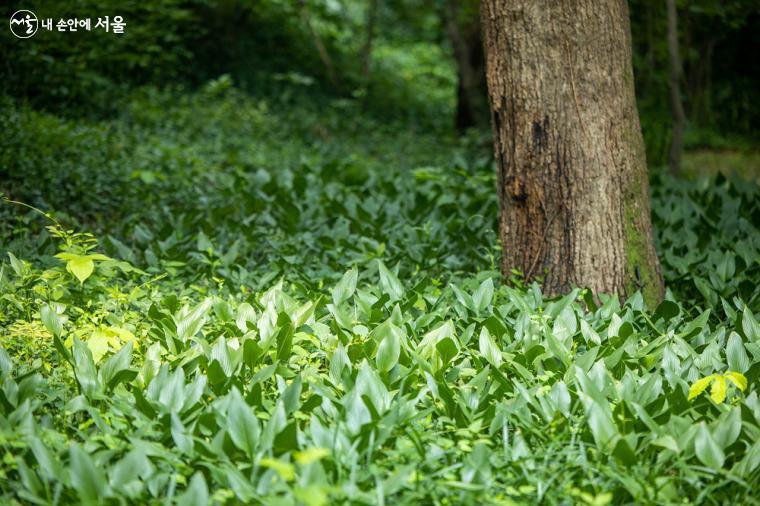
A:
[[445, 0, 489, 130], [481, 0, 664, 305], [667, 0, 685, 175]]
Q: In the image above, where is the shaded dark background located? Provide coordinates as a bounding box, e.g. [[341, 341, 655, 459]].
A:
[[1, 0, 758, 182]]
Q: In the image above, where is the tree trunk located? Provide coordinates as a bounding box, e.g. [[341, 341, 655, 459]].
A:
[[481, 0, 664, 305], [360, 0, 379, 82], [445, 0, 489, 130], [299, 1, 338, 89], [686, 34, 716, 128], [667, 0, 685, 175]]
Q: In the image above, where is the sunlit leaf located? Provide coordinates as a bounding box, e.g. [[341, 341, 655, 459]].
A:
[[259, 457, 294, 481], [710, 375, 727, 404], [725, 371, 747, 392], [688, 375, 714, 401], [66, 255, 94, 283]]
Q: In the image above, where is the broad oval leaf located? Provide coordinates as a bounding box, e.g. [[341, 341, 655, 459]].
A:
[[726, 332, 750, 373], [376, 325, 401, 372], [69, 443, 106, 502], [67, 255, 95, 284], [332, 267, 358, 306], [695, 422, 725, 470], [479, 327, 502, 368]]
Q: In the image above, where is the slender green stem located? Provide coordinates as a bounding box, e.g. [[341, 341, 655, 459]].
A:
[[2, 195, 63, 229]]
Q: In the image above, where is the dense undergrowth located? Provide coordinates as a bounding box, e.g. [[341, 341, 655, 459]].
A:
[[1, 85, 759, 505]]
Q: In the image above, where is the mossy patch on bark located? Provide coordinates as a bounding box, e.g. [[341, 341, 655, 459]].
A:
[[624, 205, 662, 308]]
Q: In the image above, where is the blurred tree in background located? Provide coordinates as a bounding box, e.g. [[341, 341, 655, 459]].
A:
[[629, 0, 759, 164], [1, 0, 758, 160]]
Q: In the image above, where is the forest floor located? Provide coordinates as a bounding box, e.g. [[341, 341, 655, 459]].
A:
[[0, 86, 759, 505]]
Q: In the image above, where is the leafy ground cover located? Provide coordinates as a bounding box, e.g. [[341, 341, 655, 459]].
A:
[[1, 86, 759, 505]]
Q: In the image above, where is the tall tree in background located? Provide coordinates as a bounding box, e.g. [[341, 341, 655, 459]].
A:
[[360, 0, 379, 82], [667, 0, 685, 175], [299, 0, 338, 88], [444, 0, 489, 130], [481, 0, 664, 304]]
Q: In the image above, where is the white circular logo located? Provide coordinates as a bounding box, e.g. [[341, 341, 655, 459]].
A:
[[9, 10, 38, 38]]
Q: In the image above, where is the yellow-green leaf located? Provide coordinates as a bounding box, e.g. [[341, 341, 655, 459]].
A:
[[67, 256, 95, 284], [710, 375, 727, 404], [688, 375, 714, 401], [294, 485, 328, 506], [259, 458, 294, 481], [294, 447, 329, 465], [87, 330, 109, 363], [104, 326, 138, 350], [725, 372, 747, 392]]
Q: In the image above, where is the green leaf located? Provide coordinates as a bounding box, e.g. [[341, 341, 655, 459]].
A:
[[376, 323, 401, 372], [282, 375, 302, 415], [29, 438, 61, 480], [580, 319, 601, 345], [40, 304, 63, 337], [736, 440, 760, 477], [275, 316, 295, 362], [742, 309, 759, 341], [213, 299, 235, 321], [694, 422, 725, 470], [69, 443, 106, 502], [654, 300, 679, 322], [7, 252, 25, 276], [227, 387, 259, 458], [553, 306, 577, 343], [472, 278, 494, 315], [713, 407, 742, 449], [586, 401, 618, 449], [177, 472, 209, 506], [73, 337, 99, 397], [451, 284, 475, 312], [236, 302, 257, 333], [378, 261, 404, 301], [171, 413, 194, 454], [150, 366, 187, 414], [332, 267, 358, 306], [435, 337, 458, 365], [329, 344, 351, 385], [478, 327, 502, 368], [175, 298, 212, 342], [0, 347, 10, 378], [680, 309, 710, 339], [110, 449, 152, 489], [98, 341, 133, 390], [726, 332, 750, 373]]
